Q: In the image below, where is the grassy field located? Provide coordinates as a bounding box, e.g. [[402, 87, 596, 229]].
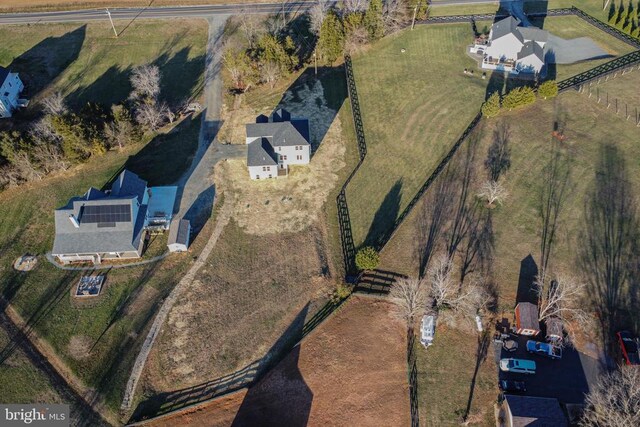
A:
[[0, 327, 62, 404], [0, 20, 207, 108], [347, 23, 488, 247], [0, 19, 207, 418], [347, 12, 635, 249], [416, 327, 496, 426], [142, 66, 358, 406], [0, 0, 270, 13], [430, 0, 608, 18]]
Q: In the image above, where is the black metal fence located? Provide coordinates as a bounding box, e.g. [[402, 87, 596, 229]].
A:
[[407, 328, 420, 427], [557, 50, 640, 91], [337, 55, 369, 274]]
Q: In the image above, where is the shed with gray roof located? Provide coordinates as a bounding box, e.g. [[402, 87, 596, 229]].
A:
[[168, 219, 191, 252]]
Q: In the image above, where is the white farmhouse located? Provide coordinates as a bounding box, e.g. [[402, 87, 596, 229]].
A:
[[472, 16, 547, 76], [245, 108, 311, 180], [0, 66, 26, 118]]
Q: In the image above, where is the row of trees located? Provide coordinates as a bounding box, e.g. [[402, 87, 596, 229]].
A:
[[0, 65, 172, 190], [608, 0, 640, 37], [481, 81, 558, 118]]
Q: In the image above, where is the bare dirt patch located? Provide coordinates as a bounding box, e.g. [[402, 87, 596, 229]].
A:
[[67, 335, 93, 361], [215, 80, 347, 235], [147, 296, 410, 427]]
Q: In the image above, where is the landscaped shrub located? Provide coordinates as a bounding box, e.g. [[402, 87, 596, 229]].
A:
[[538, 80, 558, 100], [355, 246, 380, 271], [502, 86, 536, 111], [330, 282, 353, 303], [481, 92, 501, 118]]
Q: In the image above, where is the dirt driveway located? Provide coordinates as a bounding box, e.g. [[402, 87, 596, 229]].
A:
[[147, 296, 410, 427]]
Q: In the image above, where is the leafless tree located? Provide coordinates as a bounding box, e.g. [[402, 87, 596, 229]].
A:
[[428, 254, 489, 316], [238, 14, 263, 49], [41, 92, 68, 115], [477, 180, 508, 207], [135, 102, 169, 131], [29, 117, 60, 143], [310, 0, 331, 35], [345, 26, 369, 54], [130, 65, 161, 102], [104, 120, 132, 150], [388, 277, 428, 326], [343, 0, 369, 13], [32, 142, 69, 173], [535, 275, 590, 341], [581, 366, 640, 427], [12, 152, 44, 182], [382, 0, 409, 33], [260, 61, 280, 89], [0, 165, 22, 188]]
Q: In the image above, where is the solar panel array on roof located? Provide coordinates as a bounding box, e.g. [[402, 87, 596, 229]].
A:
[[81, 204, 131, 224]]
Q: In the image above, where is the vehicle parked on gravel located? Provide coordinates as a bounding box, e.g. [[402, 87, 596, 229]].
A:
[[526, 340, 562, 360], [499, 358, 536, 374], [499, 380, 526, 393]]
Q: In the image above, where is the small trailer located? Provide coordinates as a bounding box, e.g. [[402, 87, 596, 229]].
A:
[[420, 315, 435, 348]]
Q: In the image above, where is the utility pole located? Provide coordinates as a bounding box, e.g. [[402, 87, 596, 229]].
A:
[[411, 6, 418, 30], [106, 8, 118, 38], [281, 0, 286, 29]]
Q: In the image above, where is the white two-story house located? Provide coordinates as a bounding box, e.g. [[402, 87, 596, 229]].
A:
[[245, 108, 311, 180], [471, 16, 547, 76], [0, 66, 26, 118]]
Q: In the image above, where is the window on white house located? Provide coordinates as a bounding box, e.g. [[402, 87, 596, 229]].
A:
[[256, 175, 260, 179]]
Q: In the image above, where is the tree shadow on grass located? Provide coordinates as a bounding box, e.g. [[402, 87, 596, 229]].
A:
[[364, 179, 403, 249], [8, 25, 86, 100], [272, 66, 347, 156], [129, 303, 312, 423], [578, 144, 638, 353]]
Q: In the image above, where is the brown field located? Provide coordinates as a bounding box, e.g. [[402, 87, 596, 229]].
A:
[[147, 296, 411, 427], [0, 0, 270, 13]]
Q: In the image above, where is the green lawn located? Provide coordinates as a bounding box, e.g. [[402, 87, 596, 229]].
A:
[[0, 328, 62, 404], [348, 23, 488, 247], [0, 19, 207, 108], [430, 0, 608, 18]]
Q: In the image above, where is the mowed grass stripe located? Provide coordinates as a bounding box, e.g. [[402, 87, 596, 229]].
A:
[[348, 24, 488, 247]]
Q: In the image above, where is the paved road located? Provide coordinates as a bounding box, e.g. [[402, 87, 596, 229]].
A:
[[0, 0, 539, 25]]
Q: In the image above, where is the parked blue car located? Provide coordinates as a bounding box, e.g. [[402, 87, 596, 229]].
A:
[[526, 340, 562, 360]]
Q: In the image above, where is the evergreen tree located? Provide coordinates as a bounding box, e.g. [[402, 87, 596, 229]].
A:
[[52, 114, 97, 161], [537, 80, 558, 100], [318, 10, 345, 64], [364, 0, 384, 41], [0, 131, 29, 165], [609, 0, 618, 23], [256, 34, 298, 73], [502, 86, 536, 110], [481, 92, 501, 118]]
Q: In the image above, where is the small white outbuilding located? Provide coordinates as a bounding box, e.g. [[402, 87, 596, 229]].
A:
[[168, 219, 191, 253]]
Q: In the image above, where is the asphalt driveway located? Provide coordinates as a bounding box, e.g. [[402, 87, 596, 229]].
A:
[[495, 334, 602, 404], [545, 35, 612, 64]]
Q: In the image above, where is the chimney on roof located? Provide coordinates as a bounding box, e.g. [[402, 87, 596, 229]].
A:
[[69, 214, 80, 228]]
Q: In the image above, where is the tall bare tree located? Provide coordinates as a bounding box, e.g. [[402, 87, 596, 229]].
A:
[[135, 102, 169, 131], [343, 0, 369, 13], [581, 367, 640, 427], [29, 117, 60, 143], [535, 275, 589, 340], [310, 0, 331, 36], [41, 92, 68, 116], [382, 0, 409, 33], [388, 277, 427, 326], [130, 65, 161, 102], [32, 142, 68, 174], [238, 14, 263, 49], [478, 180, 508, 207], [260, 61, 280, 89]]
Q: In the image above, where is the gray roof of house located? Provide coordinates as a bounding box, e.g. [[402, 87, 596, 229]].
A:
[[247, 137, 278, 167], [52, 170, 148, 255], [546, 317, 563, 338], [246, 120, 310, 147], [505, 395, 567, 427], [0, 66, 10, 86], [168, 219, 190, 246], [492, 16, 523, 43], [111, 169, 147, 204], [518, 40, 545, 61], [516, 302, 540, 331], [518, 26, 549, 43]]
